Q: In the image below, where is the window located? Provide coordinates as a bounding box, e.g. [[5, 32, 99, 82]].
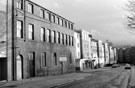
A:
[[64, 34, 66, 45], [41, 27, 45, 41], [29, 52, 35, 60], [57, 17, 60, 24], [60, 33, 62, 44], [45, 12, 51, 21], [67, 35, 69, 45], [40, 9, 44, 18], [58, 32, 60, 44], [68, 36, 71, 45], [69, 53, 72, 64], [71, 24, 73, 30], [28, 3, 33, 13], [47, 29, 51, 42], [66, 35, 68, 45], [68, 22, 70, 29], [41, 52, 46, 67], [62, 34, 64, 44], [72, 36, 74, 46], [28, 24, 34, 40], [51, 31, 55, 43], [16, 0, 23, 9], [65, 21, 67, 28], [52, 15, 55, 23], [56, 32, 58, 43], [17, 20, 23, 38], [60, 19, 63, 26], [53, 53, 57, 65]]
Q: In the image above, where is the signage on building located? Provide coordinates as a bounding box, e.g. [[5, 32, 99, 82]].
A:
[[59, 57, 67, 61]]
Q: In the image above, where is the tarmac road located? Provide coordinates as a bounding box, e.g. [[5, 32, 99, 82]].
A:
[[56, 66, 130, 88]]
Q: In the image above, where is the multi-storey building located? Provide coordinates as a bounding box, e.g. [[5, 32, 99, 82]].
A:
[[77, 29, 92, 70], [117, 48, 124, 63], [101, 43, 105, 67], [109, 46, 115, 64], [113, 48, 118, 63], [97, 40, 105, 67], [91, 39, 98, 68], [7, 0, 75, 81], [74, 30, 81, 70], [123, 48, 131, 63], [104, 43, 109, 65]]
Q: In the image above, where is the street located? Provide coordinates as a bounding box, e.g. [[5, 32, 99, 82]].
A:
[[55, 66, 130, 88], [0, 66, 131, 88]]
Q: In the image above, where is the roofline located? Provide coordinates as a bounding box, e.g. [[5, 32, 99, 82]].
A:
[[26, 0, 74, 24]]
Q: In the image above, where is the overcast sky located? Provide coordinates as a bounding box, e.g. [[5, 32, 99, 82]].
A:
[[0, 0, 135, 46], [32, 0, 135, 46]]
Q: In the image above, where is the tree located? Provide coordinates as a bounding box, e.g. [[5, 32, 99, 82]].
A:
[[126, 0, 135, 29]]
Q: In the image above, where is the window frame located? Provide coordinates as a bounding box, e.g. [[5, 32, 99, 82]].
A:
[[16, 0, 23, 9], [53, 53, 57, 65], [40, 9, 45, 18], [28, 24, 34, 40], [17, 20, 23, 38], [41, 52, 47, 67], [28, 3, 34, 14], [41, 27, 45, 41]]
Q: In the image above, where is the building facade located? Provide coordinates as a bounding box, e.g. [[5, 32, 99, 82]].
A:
[[78, 29, 92, 70], [74, 30, 81, 69], [7, 0, 75, 81], [91, 39, 98, 68], [97, 40, 104, 67], [104, 43, 109, 65], [109, 46, 115, 64], [117, 48, 124, 63]]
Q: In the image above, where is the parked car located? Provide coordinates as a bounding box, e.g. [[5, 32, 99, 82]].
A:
[[125, 64, 131, 69], [112, 64, 120, 68]]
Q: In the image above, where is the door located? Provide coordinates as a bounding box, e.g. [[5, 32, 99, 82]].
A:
[[16, 55, 23, 80], [0, 58, 7, 81], [29, 52, 35, 77], [60, 61, 67, 74]]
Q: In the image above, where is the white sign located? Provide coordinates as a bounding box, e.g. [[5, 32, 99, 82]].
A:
[[59, 57, 67, 61]]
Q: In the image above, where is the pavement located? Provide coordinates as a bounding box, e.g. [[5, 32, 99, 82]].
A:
[[0, 68, 97, 88], [129, 66, 135, 88]]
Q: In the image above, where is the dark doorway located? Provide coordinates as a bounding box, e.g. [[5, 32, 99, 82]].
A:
[[0, 57, 7, 81], [29, 52, 35, 77]]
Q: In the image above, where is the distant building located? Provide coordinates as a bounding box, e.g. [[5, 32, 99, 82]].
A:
[[123, 48, 131, 63], [76, 29, 92, 70], [117, 48, 124, 63], [109, 46, 115, 64], [104, 43, 109, 65], [91, 39, 98, 68], [97, 40, 104, 67], [74, 30, 81, 69], [130, 47, 135, 65], [113, 48, 118, 63]]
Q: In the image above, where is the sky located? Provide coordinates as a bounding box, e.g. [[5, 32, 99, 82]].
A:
[[0, 0, 135, 46], [31, 0, 135, 46]]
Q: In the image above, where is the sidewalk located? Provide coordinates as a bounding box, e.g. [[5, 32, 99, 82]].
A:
[[0, 71, 93, 88], [129, 66, 135, 88]]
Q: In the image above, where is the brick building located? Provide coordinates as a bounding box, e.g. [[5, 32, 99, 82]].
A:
[[7, 0, 75, 81]]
